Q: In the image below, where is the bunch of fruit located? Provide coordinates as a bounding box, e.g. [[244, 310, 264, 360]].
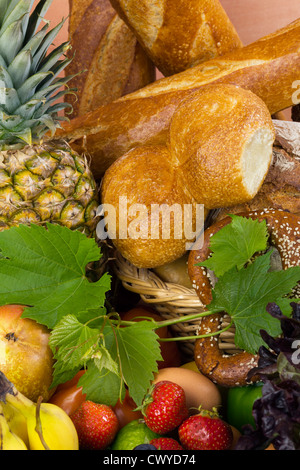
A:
[[48, 377, 236, 451], [0, 370, 79, 450], [0, 0, 298, 452]]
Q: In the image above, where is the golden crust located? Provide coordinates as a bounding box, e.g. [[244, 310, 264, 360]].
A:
[[100, 85, 275, 268], [65, 0, 155, 118], [109, 0, 242, 76], [58, 18, 300, 178]]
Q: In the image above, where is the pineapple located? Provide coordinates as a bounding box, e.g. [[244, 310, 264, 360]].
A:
[[0, 0, 99, 236]]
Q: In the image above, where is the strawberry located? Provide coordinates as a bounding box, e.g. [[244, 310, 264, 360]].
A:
[[70, 400, 119, 450], [178, 408, 233, 450], [150, 437, 183, 450], [141, 380, 188, 434]]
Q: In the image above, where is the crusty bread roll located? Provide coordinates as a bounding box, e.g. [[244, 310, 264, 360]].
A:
[[109, 0, 242, 76], [100, 84, 275, 268], [58, 18, 300, 179], [65, 0, 155, 118], [211, 120, 300, 220]]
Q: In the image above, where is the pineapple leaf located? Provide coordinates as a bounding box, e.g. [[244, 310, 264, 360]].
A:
[[0, 87, 21, 114], [14, 98, 43, 120], [0, 0, 75, 147], [0, 1, 10, 25], [0, 55, 6, 67], [0, 17, 24, 64], [39, 42, 70, 74], [7, 49, 32, 89], [15, 127, 32, 144], [24, 0, 53, 42], [17, 71, 51, 103], [0, 0, 33, 34], [0, 65, 14, 88], [25, 22, 49, 60], [30, 18, 66, 73]]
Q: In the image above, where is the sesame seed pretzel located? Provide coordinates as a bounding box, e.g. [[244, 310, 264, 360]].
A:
[[188, 209, 300, 387]]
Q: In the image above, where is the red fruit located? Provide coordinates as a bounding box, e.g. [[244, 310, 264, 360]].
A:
[[70, 401, 119, 450], [150, 437, 183, 450], [178, 408, 233, 450], [142, 380, 188, 434], [112, 388, 143, 429]]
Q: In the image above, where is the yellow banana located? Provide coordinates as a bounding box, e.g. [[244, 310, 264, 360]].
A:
[[0, 404, 27, 450], [1, 401, 29, 448], [0, 371, 79, 450]]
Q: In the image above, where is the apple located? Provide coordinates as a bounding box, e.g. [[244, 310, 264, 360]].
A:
[[0, 304, 55, 402]]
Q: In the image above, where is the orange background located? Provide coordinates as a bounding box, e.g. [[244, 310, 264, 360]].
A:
[[39, 0, 300, 48]]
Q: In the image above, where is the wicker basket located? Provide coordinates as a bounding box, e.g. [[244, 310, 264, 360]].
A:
[[113, 250, 240, 362]]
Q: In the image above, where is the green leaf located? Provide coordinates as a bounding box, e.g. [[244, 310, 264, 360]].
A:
[[78, 361, 125, 407], [210, 250, 300, 354], [0, 223, 111, 329], [110, 322, 162, 407], [93, 345, 120, 377], [49, 314, 102, 372], [199, 215, 269, 277]]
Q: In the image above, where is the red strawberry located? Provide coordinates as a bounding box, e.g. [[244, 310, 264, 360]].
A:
[[70, 400, 119, 450], [178, 408, 233, 450], [150, 437, 183, 450], [142, 380, 188, 434]]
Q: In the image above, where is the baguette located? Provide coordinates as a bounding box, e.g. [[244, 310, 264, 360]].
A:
[[65, 0, 155, 118], [58, 19, 300, 179], [100, 84, 275, 268], [109, 0, 242, 76]]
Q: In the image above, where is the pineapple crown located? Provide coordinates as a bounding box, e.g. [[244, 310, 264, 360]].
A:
[[0, 0, 74, 149]]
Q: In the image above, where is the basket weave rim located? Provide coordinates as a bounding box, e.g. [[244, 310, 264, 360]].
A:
[[113, 250, 203, 307]]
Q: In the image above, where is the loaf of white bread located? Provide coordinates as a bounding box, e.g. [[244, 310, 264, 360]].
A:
[[109, 0, 243, 76], [58, 18, 300, 179], [65, 0, 155, 118], [100, 84, 275, 268]]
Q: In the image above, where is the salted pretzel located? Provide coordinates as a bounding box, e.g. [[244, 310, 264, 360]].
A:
[[188, 209, 300, 387]]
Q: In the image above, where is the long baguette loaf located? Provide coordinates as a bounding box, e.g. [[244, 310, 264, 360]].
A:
[[100, 84, 275, 268], [109, 0, 242, 76], [58, 19, 300, 179], [65, 0, 155, 118]]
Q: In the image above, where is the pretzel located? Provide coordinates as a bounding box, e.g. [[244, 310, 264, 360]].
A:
[[188, 209, 300, 387]]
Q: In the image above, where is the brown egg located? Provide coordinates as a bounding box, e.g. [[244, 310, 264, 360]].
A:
[[152, 367, 222, 414]]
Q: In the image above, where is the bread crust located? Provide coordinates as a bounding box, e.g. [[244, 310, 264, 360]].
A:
[[59, 19, 300, 178], [109, 0, 242, 76], [212, 121, 300, 220], [65, 0, 155, 117], [100, 85, 275, 268]]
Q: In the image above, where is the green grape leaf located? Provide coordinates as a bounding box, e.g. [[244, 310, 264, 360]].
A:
[[49, 312, 162, 406], [0, 223, 111, 329], [210, 250, 300, 353], [110, 321, 162, 406], [199, 215, 269, 277], [78, 361, 125, 406], [49, 314, 103, 378]]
